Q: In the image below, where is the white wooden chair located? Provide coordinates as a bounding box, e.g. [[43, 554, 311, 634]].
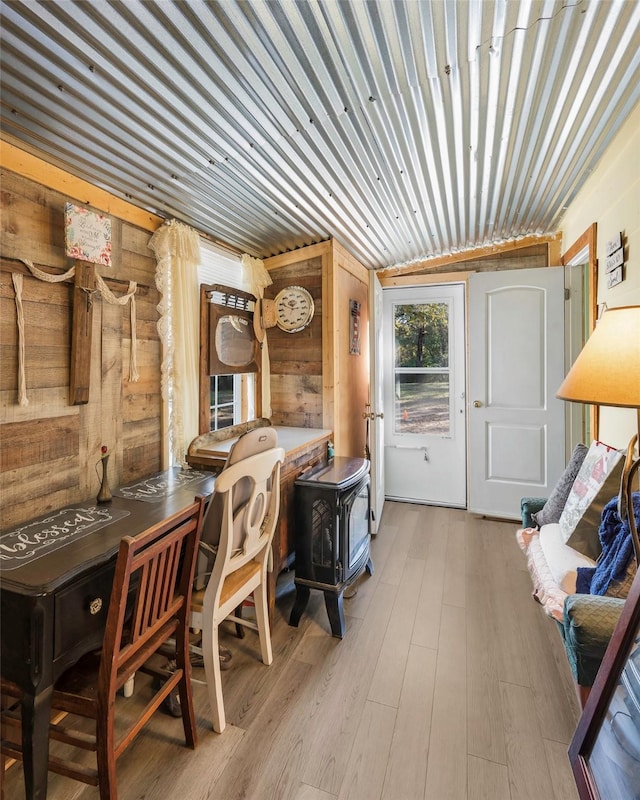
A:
[[190, 430, 284, 732]]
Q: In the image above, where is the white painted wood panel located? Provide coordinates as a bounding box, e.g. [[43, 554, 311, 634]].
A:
[[469, 267, 565, 518]]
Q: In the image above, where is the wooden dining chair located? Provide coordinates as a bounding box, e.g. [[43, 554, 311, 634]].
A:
[[190, 436, 284, 733], [1, 495, 205, 800]]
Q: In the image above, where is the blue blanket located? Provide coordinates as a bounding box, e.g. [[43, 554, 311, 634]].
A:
[[576, 492, 640, 595]]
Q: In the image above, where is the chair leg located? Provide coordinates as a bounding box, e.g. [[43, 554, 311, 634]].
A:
[[1, 751, 6, 800], [202, 616, 226, 733], [175, 629, 197, 749], [234, 603, 245, 638], [96, 698, 118, 800], [253, 582, 273, 666], [122, 675, 135, 698]]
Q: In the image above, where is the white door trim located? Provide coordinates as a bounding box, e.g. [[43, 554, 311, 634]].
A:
[[369, 271, 385, 532]]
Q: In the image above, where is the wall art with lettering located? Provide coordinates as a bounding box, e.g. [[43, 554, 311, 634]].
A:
[[65, 203, 112, 267]]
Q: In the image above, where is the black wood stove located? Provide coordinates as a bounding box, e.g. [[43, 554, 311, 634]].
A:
[[289, 456, 373, 638]]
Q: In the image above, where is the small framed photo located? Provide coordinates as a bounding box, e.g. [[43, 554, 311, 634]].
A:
[[569, 569, 640, 799], [349, 299, 361, 355], [606, 266, 623, 289]]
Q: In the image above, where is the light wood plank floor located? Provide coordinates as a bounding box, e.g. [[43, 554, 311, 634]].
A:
[[3, 503, 582, 800]]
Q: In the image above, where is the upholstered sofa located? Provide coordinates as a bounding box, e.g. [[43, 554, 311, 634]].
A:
[[517, 441, 637, 705], [519, 495, 625, 704]]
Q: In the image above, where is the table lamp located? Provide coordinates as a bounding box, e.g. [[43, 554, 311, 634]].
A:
[[556, 305, 640, 562]]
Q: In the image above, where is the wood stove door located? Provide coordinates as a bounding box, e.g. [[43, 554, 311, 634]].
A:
[[345, 477, 370, 574]]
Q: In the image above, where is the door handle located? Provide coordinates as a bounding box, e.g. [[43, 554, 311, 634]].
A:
[[473, 400, 482, 408], [362, 411, 384, 420]]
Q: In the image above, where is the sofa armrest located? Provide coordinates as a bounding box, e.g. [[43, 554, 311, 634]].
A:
[[560, 594, 625, 687], [520, 497, 546, 528]]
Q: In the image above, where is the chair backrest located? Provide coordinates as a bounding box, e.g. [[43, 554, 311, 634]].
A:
[[204, 445, 284, 603], [196, 426, 279, 589], [98, 496, 205, 697]]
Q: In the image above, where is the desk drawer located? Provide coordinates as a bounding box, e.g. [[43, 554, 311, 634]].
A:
[[54, 563, 114, 660]]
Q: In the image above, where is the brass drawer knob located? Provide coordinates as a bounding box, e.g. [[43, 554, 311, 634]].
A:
[[89, 597, 103, 615]]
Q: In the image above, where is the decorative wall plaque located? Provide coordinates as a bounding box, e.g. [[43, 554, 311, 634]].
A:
[[65, 203, 112, 266], [604, 231, 624, 287]]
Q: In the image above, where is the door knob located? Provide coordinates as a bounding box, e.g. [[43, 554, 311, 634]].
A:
[[473, 400, 482, 408]]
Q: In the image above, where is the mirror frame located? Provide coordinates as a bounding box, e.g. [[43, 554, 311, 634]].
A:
[[569, 568, 640, 799], [199, 283, 262, 434], [205, 284, 260, 375]]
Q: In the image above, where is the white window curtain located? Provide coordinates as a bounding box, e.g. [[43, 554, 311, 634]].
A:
[[149, 224, 272, 468], [242, 253, 273, 419], [149, 219, 201, 468]]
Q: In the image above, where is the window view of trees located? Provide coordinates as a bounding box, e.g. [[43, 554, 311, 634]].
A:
[[394, 302, 450, 435], [394, 303, 449, 367], [209, 374, 235, 430]]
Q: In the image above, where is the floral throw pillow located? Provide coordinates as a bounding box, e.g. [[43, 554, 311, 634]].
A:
[[559, 440, 624, 559]]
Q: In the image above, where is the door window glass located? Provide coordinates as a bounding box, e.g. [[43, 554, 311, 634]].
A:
[[393, 302, 450, 435]]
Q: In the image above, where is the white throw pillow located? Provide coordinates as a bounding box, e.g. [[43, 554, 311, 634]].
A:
[[539, 523, 597, 594]]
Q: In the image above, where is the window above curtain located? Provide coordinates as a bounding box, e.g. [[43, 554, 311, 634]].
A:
[[198, 241, 247, 291]]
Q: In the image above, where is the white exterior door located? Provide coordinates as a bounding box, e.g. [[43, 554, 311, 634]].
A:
[[468, 267, 565, 519], [383, 283, 466, 507], [368, 271, 385, 532]]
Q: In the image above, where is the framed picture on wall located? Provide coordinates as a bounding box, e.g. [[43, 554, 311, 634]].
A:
[[350, 299, 361, 355], [569, 568, 640, 800], [65, 202, 112, 267]]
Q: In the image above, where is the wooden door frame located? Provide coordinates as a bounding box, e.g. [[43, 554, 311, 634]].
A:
[[561, 223, 599, 439]]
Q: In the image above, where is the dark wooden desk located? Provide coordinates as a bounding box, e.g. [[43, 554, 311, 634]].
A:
[[0, 469, 215, 800]]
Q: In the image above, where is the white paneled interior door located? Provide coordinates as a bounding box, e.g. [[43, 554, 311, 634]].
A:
[[468, 267, 566, 519]]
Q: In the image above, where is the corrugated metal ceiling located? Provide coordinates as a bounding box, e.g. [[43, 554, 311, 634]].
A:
[[1, 0, 639, 270]]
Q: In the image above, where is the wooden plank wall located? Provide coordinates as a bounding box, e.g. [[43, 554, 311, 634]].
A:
[[0, 169, 162, 529], [330, 240, 370, 459], [264, 240, 371, 458], [264, 251, 324, 429]]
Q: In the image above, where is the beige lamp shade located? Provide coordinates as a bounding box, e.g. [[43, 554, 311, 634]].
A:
[[556, 305, 640, 408]]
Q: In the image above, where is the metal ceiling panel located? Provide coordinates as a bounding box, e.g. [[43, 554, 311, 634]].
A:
[[1, 0, 638, 270]]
